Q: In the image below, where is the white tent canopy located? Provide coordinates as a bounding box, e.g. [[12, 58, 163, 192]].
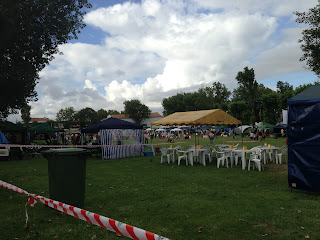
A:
[[170, 128, 183, 132], [155, 128, 166, 132], [233, 125, 253, 134]]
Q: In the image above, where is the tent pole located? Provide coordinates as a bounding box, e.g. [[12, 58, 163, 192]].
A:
[[241, 125, 243, 147], [198, 125, 200, 146], [194, 125, 197, 146]]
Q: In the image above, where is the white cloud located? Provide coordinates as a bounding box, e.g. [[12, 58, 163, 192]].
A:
[[84, 80, 97, 90], [9, 0, 317, 122], [191, 0, 317, 16], [253, 27, 309, 80]]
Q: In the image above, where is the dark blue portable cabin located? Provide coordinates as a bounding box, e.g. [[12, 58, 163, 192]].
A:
[[287, 84, 320, 191]]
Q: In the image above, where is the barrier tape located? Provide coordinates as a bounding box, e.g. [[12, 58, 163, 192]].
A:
[[0, 180, 170, 240], [0, 142, 183, 148]]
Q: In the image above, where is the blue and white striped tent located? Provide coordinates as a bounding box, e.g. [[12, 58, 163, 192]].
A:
[[81, 118, 143, 159]]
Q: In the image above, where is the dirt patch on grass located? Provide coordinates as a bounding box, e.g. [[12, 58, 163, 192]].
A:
[[252, 222, 280, 236], [265, 164, 287, 175]]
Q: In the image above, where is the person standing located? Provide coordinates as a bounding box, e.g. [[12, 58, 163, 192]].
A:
[[144, 132, 149, 144], [209, 131, 214, 144]]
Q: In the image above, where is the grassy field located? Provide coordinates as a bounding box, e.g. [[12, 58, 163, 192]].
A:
[[1, 135, 320, 240]]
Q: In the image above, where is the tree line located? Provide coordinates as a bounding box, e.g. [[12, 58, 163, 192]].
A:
[[162, 66, 319, 125], [54, 99, 151, 128], [15, 99, 151, 129]]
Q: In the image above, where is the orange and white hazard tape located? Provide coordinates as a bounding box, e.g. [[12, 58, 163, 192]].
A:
[[0, 180, 170, 240]]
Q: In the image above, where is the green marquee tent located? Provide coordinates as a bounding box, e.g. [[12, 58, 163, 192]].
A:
[[27, 123, 63, 133]]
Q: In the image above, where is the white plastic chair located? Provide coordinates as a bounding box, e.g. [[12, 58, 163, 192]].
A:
[[233, 151, 242, 166], [217, 146, 232, 167], [177, 150, 189, 165], [248, 147, 263, 171], [171, 145, 182, 163], [277, 146, 287, 164], [191, 149, 200, 164], [202, 146, 212, 165], [213, 148, 227, 168], [160, 148, 171, 164], [268, 150, 273, 163]]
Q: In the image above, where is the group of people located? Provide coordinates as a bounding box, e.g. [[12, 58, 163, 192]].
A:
[[144, 131, 183, 144], [66, 133, 100, 145], [248, 129, 271, 141]]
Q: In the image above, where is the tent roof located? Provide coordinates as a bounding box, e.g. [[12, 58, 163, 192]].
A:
[[258, 123, 275, 129], [81, 117, 143, 133], [0, 121, 26, 132], [274, 124, 287, 129], [27, 123, 64, 133], [151, 109, 241, 126], [212, 125, 229, 129], [288, 84, 320, 106], [170, 128, 183, 131], [0, 130, 8, 143]]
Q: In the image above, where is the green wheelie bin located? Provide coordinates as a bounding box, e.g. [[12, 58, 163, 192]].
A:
[[42, 148, 91, 207]]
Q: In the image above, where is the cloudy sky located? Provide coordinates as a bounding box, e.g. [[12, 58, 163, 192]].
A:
[[8, 0, 319, 122]]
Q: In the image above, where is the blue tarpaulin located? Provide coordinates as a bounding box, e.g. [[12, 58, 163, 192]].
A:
[[0, 130, 8, 144], [287, 84, 320, 192]]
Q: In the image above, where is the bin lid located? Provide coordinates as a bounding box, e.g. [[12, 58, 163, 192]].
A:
[[42, 148, 89, 156]]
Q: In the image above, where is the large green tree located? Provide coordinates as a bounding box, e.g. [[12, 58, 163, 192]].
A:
[[233, 67, 259, 125], [261, 93, 281, 124], [74, 107, 99, 128], [56, 107, 76, 129], [276, 81, 294, 110], [123, 100, 151, 124], [198, 82, 231, 105], [229, 101, 251, 124], [0, 0, 91, 119], [97, 109, 121, 121], [20, 103, 31, 127], [108, 110, 120, 115], [162, 83, 231, 116], [97, 109, 109, 121], [162, 92, 207, 115], [296, 1, 320, 75], [162, 93, 184, 116]]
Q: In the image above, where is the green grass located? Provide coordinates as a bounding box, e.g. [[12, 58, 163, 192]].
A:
[[1, 136, 320, 240]]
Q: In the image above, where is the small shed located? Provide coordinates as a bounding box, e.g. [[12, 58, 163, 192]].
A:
[[287, 84, 320, 192], [81, 117, 143, 159]]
